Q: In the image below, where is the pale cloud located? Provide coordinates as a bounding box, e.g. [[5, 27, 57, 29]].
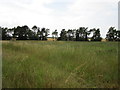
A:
[[0, 0, 118, 38], [0, 0, 54, 27], [56, 0, 118, 37]]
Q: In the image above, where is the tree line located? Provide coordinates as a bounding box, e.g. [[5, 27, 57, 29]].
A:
[[0, 25, 120, 41]]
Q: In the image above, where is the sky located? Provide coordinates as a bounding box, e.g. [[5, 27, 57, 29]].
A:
[[0, 0, 119, 38]]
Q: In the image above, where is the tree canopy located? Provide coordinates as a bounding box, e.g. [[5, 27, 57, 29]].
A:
[[0, 25, 119, 41]]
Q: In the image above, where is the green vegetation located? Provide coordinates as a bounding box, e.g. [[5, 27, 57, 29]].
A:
[[2, 41, 119, 88], [1, 25, 120, 41]]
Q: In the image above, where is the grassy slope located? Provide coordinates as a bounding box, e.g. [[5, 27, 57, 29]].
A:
[[2, 41, 119, 88]]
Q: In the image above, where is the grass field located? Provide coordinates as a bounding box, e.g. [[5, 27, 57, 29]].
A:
[[2, 41, 119, 88]]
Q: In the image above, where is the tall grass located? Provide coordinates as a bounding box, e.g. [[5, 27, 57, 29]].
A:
[[2, 41, 119, 88]]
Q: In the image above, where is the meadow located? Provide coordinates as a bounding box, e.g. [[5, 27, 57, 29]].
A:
[[2, 41, 119, 88]]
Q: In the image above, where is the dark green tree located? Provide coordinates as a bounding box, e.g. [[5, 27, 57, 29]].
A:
[[32, 25, 39, 40], [76, 27, 89, 41], [52, 30, 58, 41], [1, 27, 8, 40], [13, 25, 30, 40], [41, 28, 49, 40], [66, 29, 74, 41], [6, 28, 14, 40], [106, 27, 117, 41], [116, 30, 120, 41], [90, 28, 102, 41], [32, 25, 37, 32], [37, 27, 41, 40], [58, 29, 67, 41]]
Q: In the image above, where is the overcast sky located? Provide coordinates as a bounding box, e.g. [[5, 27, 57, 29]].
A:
[[0, 0, 119, 38]]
